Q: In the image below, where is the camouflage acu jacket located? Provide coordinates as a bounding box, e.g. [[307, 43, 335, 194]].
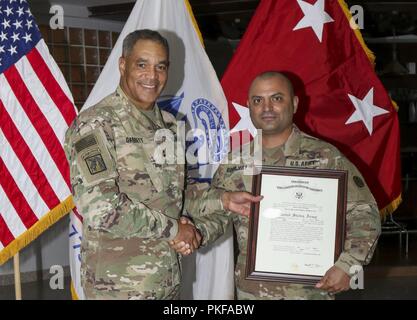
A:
[[64, 87, 184, 300], [192, 125, 381, 300]]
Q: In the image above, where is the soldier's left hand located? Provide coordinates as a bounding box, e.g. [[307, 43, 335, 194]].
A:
[[315, 265, 350, 295], [222, 192, 263, 216]]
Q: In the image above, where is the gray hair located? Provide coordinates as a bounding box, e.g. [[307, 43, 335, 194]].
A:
[[122, 29, 170, 59]]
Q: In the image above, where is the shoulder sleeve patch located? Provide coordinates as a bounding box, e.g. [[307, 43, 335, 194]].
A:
[[73, 127, 116, 187]]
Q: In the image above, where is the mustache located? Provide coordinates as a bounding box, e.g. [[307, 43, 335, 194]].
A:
[[261, 112, 278, 117]]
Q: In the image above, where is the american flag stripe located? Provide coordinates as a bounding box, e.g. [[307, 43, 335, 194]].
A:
[[0, 129, 51, 218], [0, 80, 71, 196], [36, 41, 74, 108], [26, 44, 76, 126], [0, 185, 27, 240], [0, 213, 14, 247], [3, 65, 71, 184], [0, 121, 60, 213], [0, 158, 38, 228], [16, 55, 70, 147]]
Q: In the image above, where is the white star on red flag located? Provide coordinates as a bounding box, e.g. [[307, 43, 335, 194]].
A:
[[230, 102, 258, 137], [346, 88, 390, 135], [293, 0, 334, 42]]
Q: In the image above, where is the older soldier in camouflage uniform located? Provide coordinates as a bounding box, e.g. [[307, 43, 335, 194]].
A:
[[64, 30, 208, 300], [182, 71, 381, 300], [65, 29, 255, 300]]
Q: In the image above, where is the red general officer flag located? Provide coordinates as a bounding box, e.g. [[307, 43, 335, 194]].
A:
[[221, 0, 402, 215]]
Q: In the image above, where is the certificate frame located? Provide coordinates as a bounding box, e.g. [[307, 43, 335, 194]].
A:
[[246, 166, 347, 285]]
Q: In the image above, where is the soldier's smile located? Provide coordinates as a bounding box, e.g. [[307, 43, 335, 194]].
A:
[[119, 39, 169, 110]]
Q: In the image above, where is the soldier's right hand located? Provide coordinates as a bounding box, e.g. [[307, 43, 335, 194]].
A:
[[169, 217, 201, 255]]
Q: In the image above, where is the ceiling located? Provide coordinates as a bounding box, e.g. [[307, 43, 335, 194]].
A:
[[87, 0, 417, 39], [30, 0, 417, 39]]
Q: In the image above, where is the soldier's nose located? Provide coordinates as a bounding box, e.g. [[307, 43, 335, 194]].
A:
[[262, 101, 273, 111]]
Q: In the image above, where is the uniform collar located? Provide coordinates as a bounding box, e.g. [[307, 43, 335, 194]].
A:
[[260, 125, 302, 156], [246, 124, 302, 164], [283, 125, 302, 157], [115, 86, 166, 130]]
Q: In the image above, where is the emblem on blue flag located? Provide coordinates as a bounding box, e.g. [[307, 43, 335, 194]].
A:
[[191, 98, 228, 164], [157, 94, 228, 181]]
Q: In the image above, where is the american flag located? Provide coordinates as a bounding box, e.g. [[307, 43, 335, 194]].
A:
[[0, 0, 77, 265]]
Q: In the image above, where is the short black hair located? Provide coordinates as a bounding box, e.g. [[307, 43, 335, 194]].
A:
[[122, 29, 170, 59], [251, 71, 295, 97]]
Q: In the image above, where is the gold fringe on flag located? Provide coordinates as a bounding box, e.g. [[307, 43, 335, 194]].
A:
[[0, 196, 75, 265], [391, 100, 400, 112], [71, 281, 79, 300], [338, 0, 399, 112], [185, 0, 204, 46], [338, 0, 402, 216], [337, 0, 376, 65], [379, 194, 403, 218]]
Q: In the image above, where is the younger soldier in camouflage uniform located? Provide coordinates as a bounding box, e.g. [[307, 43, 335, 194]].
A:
[[64, 30, 202, 299], [182, 72, 381, 300]]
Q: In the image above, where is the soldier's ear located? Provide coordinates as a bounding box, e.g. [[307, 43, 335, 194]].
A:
[[119, 57, 126, 77], [293, 96, 299, 114]]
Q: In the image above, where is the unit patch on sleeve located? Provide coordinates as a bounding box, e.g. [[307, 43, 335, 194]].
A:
[[73, 127, 116, 187], [85, 153, 107, 175]]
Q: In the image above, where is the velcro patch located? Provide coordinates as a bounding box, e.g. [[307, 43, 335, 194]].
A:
[[285, 159, 321, 168], [74, 127, 116, 187], [75, 134, 97, 153], [353, 176, 365, 188], [85, 153, 107, 175]]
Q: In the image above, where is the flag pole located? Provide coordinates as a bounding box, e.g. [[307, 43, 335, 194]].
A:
[[13, 253, 22, 300]]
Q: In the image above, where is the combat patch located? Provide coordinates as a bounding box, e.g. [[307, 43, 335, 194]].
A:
[[85, 154, 107, 175]]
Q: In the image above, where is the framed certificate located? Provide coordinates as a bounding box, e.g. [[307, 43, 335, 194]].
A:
[[246, 166, 347, 285]]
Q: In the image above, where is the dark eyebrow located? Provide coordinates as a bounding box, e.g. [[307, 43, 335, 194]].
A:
[[135, 58, 148, 63], [251, 92, 285, 99], [135, 58, 169, 66], [271, 92, 285, 97]]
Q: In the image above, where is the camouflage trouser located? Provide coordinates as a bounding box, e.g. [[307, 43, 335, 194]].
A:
[[236, 286, 334, 300], [84, 284, 180, 300]]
